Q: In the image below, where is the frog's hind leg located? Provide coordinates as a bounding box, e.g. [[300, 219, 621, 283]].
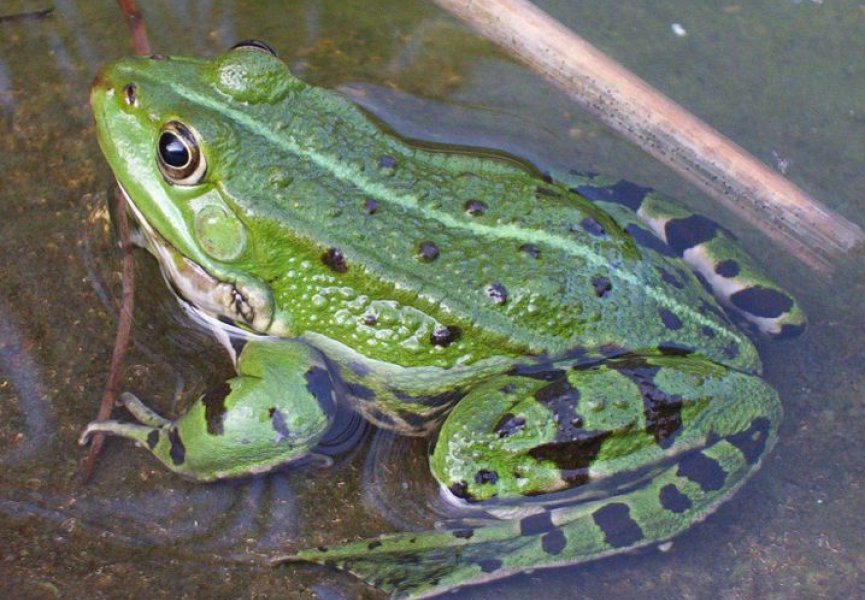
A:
[[282, 356, 781, 598], [563, 172, 806, 338]]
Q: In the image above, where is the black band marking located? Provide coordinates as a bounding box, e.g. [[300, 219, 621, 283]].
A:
[[659, 483, 692, 514], [729, 287, 794, 319], [519, 511, 555, 536], [726, 417, 772, 465], [305, 366, 336, 415], [146, 429, 159, 450], [541, 529, 567, 555], [592, 502, 644, 548], [168, 427, 186, 466], [478, 559, 502, 573], [664, 215, 720, 256], [202, 382, 230, 435], [677, 451, 726, 491]]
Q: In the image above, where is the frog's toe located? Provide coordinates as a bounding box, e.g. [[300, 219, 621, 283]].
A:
[[78, 418, 163, 447], [117, 391, 172, 426]]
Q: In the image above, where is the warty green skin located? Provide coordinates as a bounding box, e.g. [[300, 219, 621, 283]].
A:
[[85, 47, 803, 598]]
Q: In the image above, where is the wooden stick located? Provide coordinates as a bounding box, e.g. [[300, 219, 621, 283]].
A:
[[81, 189, 135, 484], [116, 0, 151, 56], [432, 0, 863, 272]]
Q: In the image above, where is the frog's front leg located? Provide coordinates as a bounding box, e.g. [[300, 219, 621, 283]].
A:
[[80, 340, 340, 480]]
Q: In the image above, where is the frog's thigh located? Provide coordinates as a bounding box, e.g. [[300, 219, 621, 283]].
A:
[[561, 172, 805, 338], [430, 359, 781, 513], [82, 340, 339, 480]]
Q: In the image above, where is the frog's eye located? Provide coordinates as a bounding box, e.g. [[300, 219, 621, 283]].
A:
[[156, 121, 207, 185], [230, 39, 277, 56]]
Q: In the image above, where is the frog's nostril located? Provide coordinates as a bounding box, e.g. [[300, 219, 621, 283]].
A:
[[123, 83, 138, 106]]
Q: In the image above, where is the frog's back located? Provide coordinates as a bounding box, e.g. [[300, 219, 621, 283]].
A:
[[173, 54, 758, 372]]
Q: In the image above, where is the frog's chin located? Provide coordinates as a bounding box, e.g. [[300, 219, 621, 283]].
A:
[[116, 182, 274, 334]]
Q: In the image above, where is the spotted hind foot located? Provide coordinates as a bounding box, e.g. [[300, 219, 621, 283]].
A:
[[561, 171, 806, 339]]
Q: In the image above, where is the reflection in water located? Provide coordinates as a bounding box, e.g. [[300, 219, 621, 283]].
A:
[[0, 297, 54, 465], [0, 59, 12, 125]]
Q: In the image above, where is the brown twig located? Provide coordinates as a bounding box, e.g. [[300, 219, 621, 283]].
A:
[[116, 0, 151, 56], [432, 0, 863, 272], [81, 189, 135, 484]]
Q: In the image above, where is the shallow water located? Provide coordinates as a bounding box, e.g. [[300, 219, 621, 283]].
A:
[[2, 1, 864, 598]]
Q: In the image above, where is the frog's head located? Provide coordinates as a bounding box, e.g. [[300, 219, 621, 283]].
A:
[[90, 41, 305, 335]]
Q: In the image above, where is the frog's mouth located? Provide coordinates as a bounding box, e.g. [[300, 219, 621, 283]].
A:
[[116, 183, 273, 333]]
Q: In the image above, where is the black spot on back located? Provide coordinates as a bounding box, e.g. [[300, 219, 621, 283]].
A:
[[201, 382, 230, 435], [363, 198, 379, 214], [465, 199, 488, 216], [592, 276, 612, 298], [520, 511, 554, 535], [729, 287, 794, 319], [592, 502, 644, 548], [664, 215, 720, 255], [322, 247, 348, 273], [519, 243, 541, 258], [659, 483, 692, 513], [378, 155, 397, 169], [417, 241, 440, 262], [581, 216, 607, 237], [726, 417, 772, 465], [541, 529, 567, 555], [659, 308, 683, 330], [677, 451, 726, 491], [486, 282, 508, 305], [430, 325, 460, 347], [168, 427, 186, 466]]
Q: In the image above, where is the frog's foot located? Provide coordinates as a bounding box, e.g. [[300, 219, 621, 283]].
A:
[[283, 356, 781, 598], [79, 391, 171, 445], [561, 172, 806, 339], [80, 340, 341, 481]]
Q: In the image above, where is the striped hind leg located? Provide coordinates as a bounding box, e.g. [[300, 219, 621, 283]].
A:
[[561, 171, 806, 338], [281, 357, 782, 598]]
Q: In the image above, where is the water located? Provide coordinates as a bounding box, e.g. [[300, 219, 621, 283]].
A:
[[1, 1, 864, 598]]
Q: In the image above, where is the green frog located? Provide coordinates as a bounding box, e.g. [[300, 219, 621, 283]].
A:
[[82, 41, 805, 598]]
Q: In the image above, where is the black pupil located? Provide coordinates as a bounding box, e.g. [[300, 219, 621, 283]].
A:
[[159, 131, 190, 168]]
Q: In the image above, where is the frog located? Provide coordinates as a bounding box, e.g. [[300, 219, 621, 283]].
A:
[[81, 41, 805, 598]]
